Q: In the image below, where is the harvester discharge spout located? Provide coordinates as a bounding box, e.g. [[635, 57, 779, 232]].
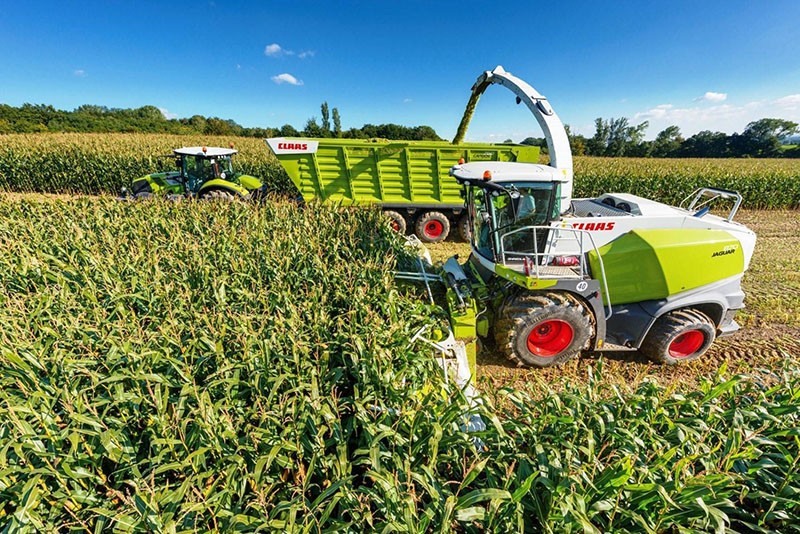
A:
[[452, 65, 574, 213]]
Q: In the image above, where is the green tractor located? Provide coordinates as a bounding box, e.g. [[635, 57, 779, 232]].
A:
[[126, 146, 267, 200]]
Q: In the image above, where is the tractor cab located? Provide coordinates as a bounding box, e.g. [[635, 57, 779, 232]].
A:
[[174, 147, 237, 193], [452, 162, 565, 265]]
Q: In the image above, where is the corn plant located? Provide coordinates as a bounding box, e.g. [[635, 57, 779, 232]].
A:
[[0, 195, 799, 532]]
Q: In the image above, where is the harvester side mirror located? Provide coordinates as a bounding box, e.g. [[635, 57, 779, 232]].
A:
[[175, 157, 182, 169]]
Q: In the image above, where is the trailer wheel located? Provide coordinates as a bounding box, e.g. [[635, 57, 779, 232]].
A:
[[457, 213, 471, 242], [415, 211, 450, 243], [383, 210, 407, 234], [495, 291, 592, 368], [640, 309, 715, 365]]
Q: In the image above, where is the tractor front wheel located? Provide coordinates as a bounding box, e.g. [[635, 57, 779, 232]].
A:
[[495, 291, 593, 368], [640, 309, 715, 365], [415, 211, 450, 243]]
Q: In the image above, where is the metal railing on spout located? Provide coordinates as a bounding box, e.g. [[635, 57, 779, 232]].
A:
[[498, 225, 613, 319]]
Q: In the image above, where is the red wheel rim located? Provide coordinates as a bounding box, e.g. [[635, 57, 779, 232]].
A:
[[526, 320, 574, 357], [424, 220, 444, 239], [668, 330, 705, 358], [390, 220, 401, 232]]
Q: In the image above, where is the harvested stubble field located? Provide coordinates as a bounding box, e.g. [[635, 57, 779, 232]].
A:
[[429, 209, 800, 392]]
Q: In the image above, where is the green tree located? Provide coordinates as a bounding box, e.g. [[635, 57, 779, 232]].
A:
[[520, 137, 545, 146], [303, 117, 324, 137], [678, 130, 730, 157], [320, 102, 331, 136], [563, 125, 587, 156], [736, 118, 799, 157], [204, 118, 237, 136], [332, 107, 342, 138], [586, 117, 649, 156], [279, 124, 300, 137], [651, 126, 683, 157]]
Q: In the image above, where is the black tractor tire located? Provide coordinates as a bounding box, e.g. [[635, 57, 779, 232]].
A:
[[383, 210, 407, 234], [457, 213, 471, 242], [415, 211, 450, 243], [200, 189, 238, 201], [639, 309, 716, 365], [494, 291, 593, 368]]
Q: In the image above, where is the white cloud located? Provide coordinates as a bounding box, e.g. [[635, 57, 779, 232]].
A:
[[265, 43, 314, 58], [159, 107, 178, 120], [403, 98, 412, 104], [697, 91, 728, 103], [634, 94, 800, 137], [264, 43, 283, 57], [73, 69, 86, 77], [775, 94, 800, 110], [636, 104, 674, 120], [271, 73, 304, 86]]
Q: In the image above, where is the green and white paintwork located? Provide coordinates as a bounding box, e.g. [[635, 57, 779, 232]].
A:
[[587, 228, 745, 305]]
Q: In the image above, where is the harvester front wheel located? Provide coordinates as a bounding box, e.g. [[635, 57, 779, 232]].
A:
[[383, 210, 407, 234], [495, 292, 592, 368], [640, 309, 715, 365], [415, 211, 450, 243]]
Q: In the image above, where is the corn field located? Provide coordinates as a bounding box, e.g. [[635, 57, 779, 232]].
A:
[[1, 134, 799, 208], [0, 134, 293, 196], [1, 195, 799, 531]]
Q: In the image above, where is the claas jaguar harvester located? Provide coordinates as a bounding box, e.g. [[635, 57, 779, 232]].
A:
[[436, 66, 756, 370]]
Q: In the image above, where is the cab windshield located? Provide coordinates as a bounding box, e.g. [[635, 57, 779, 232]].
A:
[[184, 155, 234, 187], [471, 181, 559, 259]]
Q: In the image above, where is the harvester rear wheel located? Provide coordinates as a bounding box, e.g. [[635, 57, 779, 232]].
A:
[[415, 211, 450, 243], [457, 213, 471, 242], [640, 309, 715, 365], [383, 210, 407, 234], [495, 291, 592, 368]]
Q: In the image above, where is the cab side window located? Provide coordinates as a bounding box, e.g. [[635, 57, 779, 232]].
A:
[[471, 188, 493, 259]]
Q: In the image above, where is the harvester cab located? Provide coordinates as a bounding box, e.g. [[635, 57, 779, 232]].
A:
[[128, 146, 267, 201], [435, 66, 757, 370]]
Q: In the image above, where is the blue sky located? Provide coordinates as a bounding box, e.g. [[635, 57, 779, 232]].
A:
[[1, 1, 798, 141]]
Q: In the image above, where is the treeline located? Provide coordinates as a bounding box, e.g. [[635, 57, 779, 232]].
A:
[[521, 117, 800, 158], [0, 102, 442, 141]]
